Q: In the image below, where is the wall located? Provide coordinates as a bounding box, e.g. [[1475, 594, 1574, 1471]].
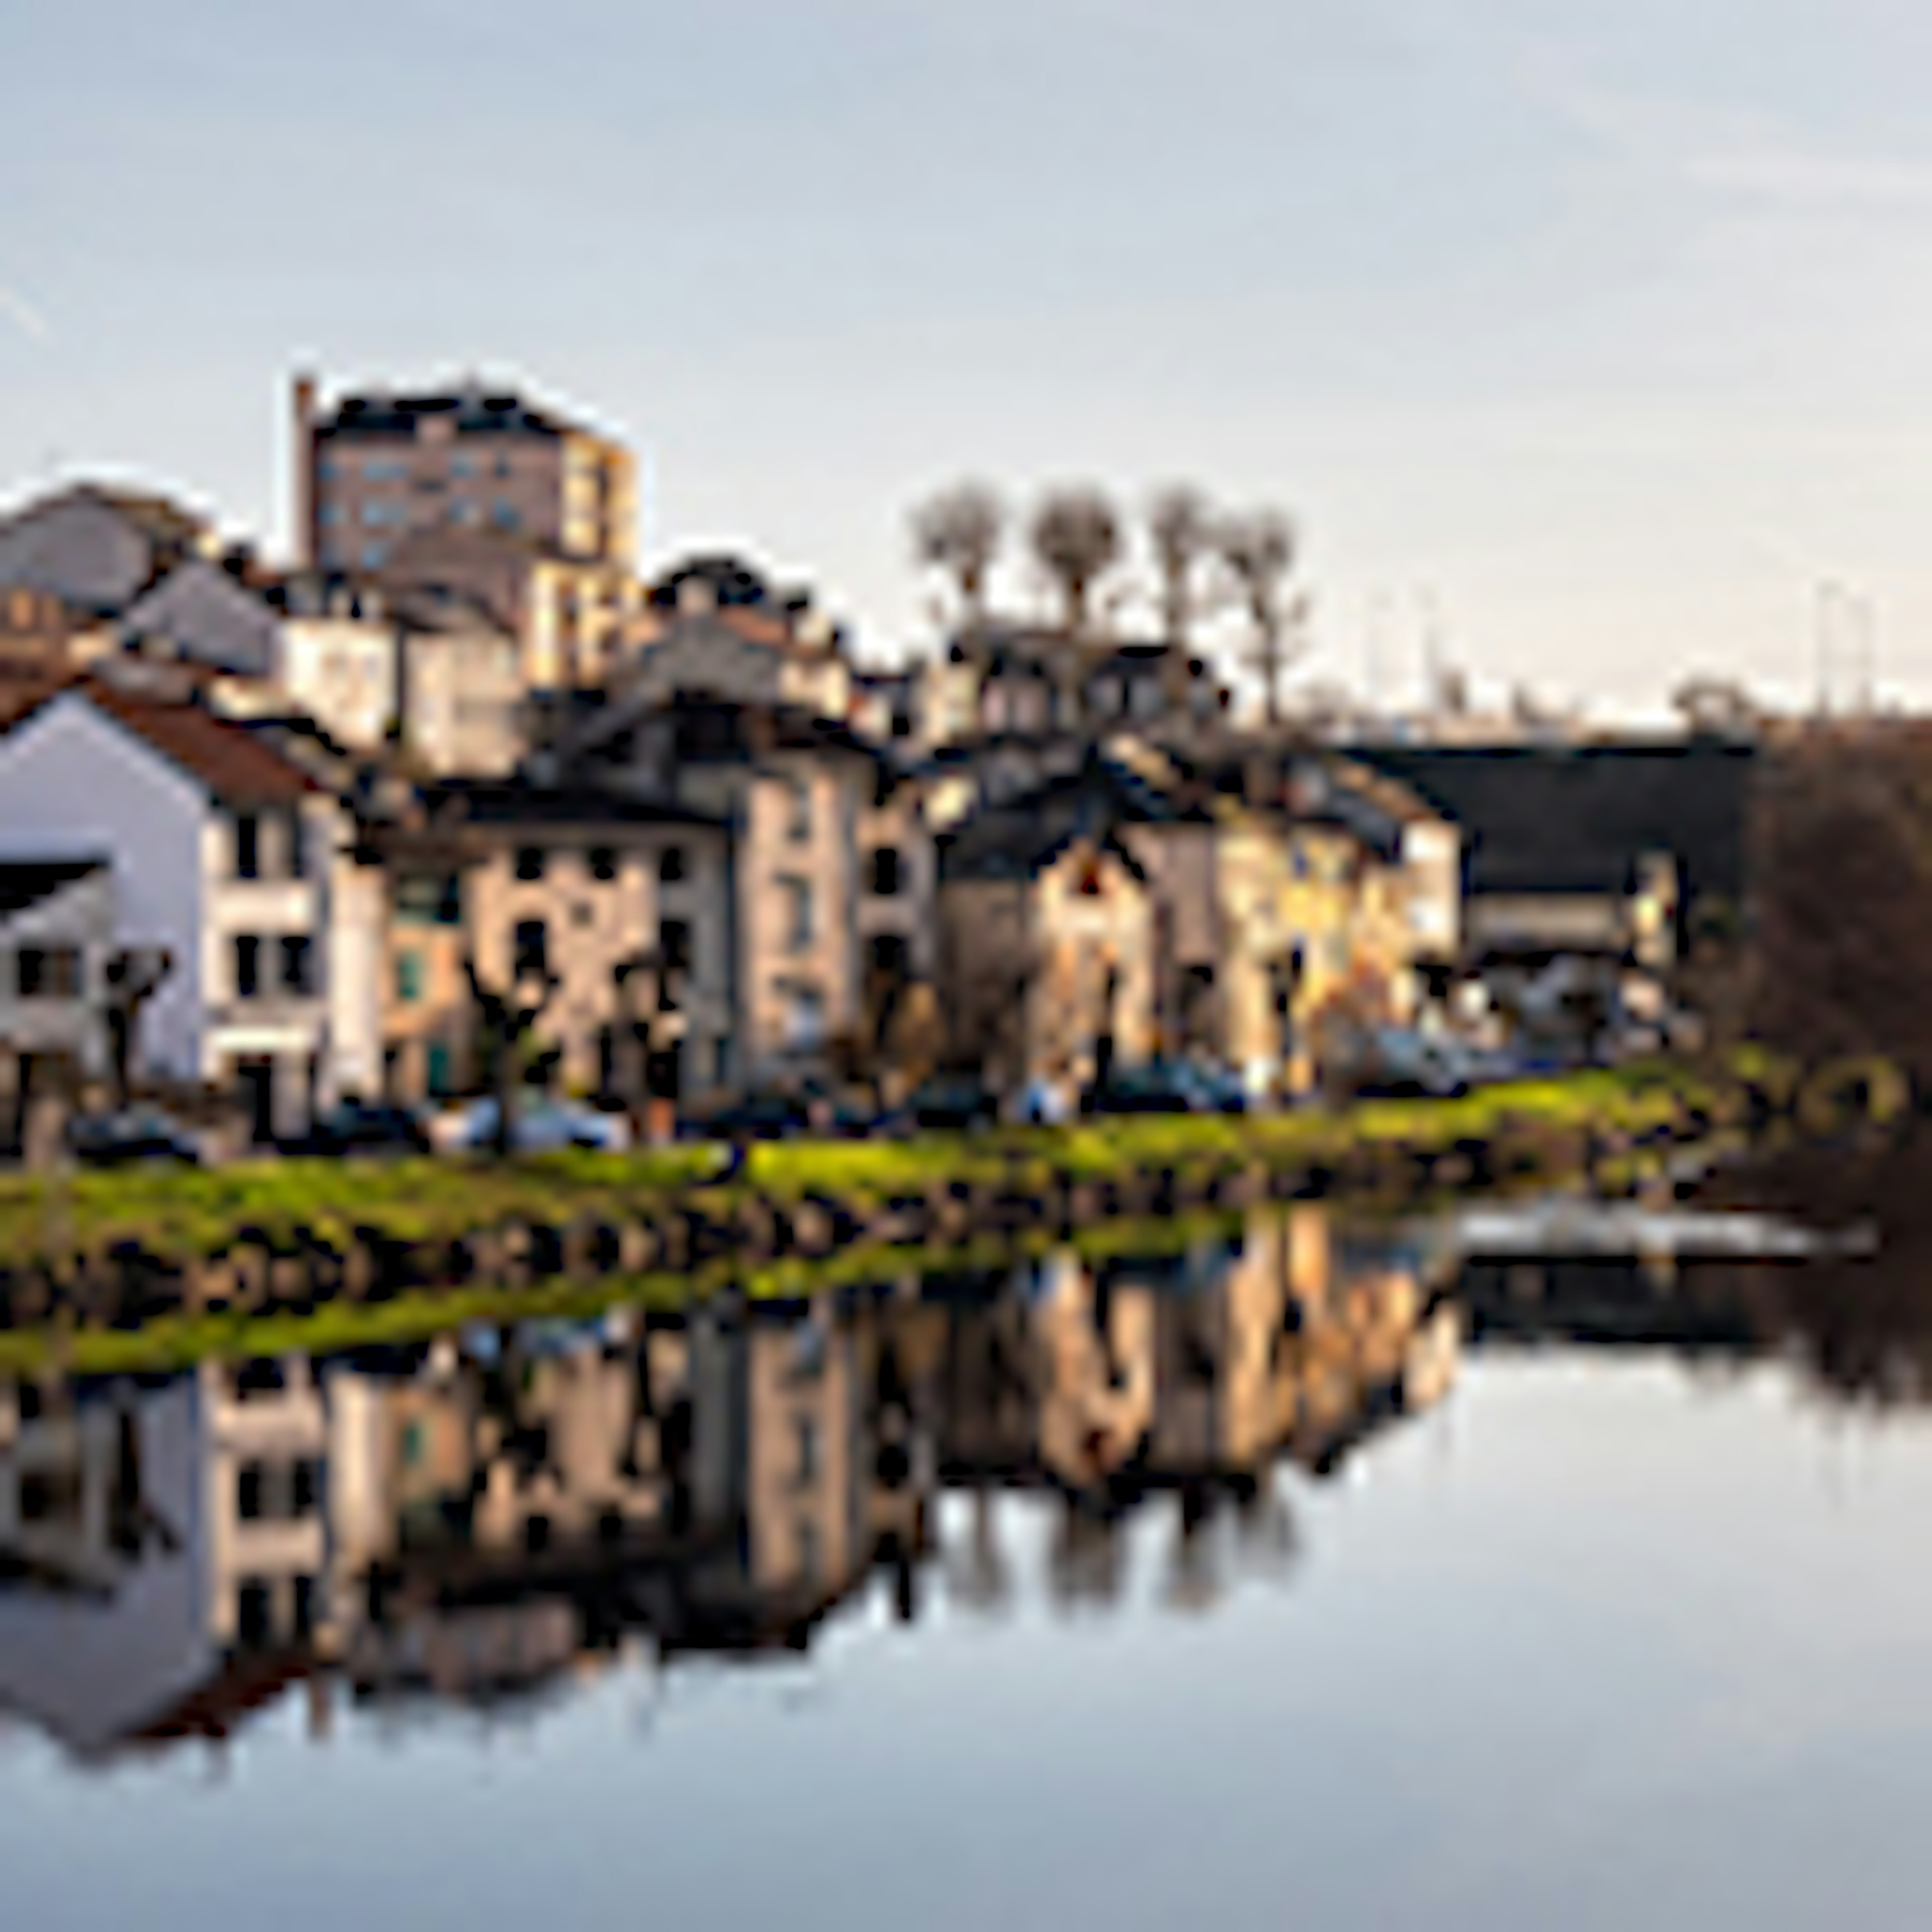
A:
[[0, 697, 206, 1080]]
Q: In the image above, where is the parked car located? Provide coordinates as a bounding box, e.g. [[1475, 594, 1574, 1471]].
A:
[[698, 1091, 813, 1141], [1349, 1027, 1473, 1101], [698, 1087, 875, 1142], [68, 1106, 204, 1167], [290, 1101, 432, 1159], [897, 1073, 999, 1134], [434, 1096, 632, 1155], [1087, 1060, 1248, 1116]]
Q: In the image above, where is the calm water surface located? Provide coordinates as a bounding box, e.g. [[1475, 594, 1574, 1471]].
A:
[[3, 1171, 1929, 1931]]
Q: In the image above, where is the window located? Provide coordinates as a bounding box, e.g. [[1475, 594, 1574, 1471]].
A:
[[285, 811, 307, 879], [361, 542, 387, 570], [515, 846, 545, 882], [291, 1458, 320, 1518], [395, 949, 424, 1003], [659, 918, 691, 973], [397, 874, 461, 925], [589, 846, 617, 883], [779, 875, 813, 951], [795, 1414, 819, 1487], [17, 947, 80, 998], [234, 935, 261, 999], [514, 919, 547, 979], [491, 500, 519, 531], [868, 933, 910, 982], [868, 846, 901, 897], [280, 935, 312, 994], [426, 1040, 453, 1098], [236, 1580, 273, 1650], [785, 775, 812, 842], [237, 1461, 265, 1521], [659, 845, 685, 884], [235, 813, 260, 879]]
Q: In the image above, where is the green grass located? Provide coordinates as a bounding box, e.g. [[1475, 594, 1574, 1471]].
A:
[[0, 1052, 1800, 1281]]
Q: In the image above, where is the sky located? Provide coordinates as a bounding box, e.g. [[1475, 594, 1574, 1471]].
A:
[[4, 0, 1932, 717]]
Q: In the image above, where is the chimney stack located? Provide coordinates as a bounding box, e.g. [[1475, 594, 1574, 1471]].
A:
[[291, 371, 319, 572]]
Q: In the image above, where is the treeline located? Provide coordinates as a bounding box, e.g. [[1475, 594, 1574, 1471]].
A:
[[1743, 723, 1932, 1083]]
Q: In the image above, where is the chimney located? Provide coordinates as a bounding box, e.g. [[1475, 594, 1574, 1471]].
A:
[[291, 371, 319, 572]]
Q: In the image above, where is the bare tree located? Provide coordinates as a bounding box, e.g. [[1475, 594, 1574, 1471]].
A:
[[1030, 486, 1122, 638], [103, 945, 172, 1110], [1148, 484, 1214, 648], [911, 482, 1004, 629], [464, 955, 560, 1158], [1218, 509, 1300, 727]]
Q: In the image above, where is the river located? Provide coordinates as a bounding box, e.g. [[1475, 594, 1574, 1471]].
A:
[[1, 1161, 1927, 1930]]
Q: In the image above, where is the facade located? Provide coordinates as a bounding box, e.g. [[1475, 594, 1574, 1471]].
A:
[[296, 376, 636, 577], [0, 684, 382, 1138], [558, 696, 901, 1088], [376, 785, 733, 1107]]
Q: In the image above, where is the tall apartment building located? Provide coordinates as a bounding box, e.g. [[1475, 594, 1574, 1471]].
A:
[[292, 374, 636, 579]]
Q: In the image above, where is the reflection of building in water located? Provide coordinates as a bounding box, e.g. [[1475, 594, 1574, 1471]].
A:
[[0, 1212, 1460, 1759]]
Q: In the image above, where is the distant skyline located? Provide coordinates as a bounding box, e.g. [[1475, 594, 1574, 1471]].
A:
[[6, 0, 1932, 717]]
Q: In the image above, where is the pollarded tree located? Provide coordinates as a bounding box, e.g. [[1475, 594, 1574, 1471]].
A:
[[1147, 484, 1215, 649], [1030, 486, 1122, 638], [911, 482, 1005, 629], [1218, 509, 1300, 727]]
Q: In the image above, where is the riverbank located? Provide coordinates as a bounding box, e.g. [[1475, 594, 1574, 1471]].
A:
[[0, 1050, 1895, 1369]]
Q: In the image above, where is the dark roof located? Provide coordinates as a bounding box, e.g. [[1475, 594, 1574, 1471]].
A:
[[1352, 742, 1757, 904], [574, 692, 881, 770], [938, 751, 1206, 883], [423, 779, 725, 832], [0, 857, 106, 919], [316, 385, 595, 442]]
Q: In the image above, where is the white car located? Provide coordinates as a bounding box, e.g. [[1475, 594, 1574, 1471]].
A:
[[432, 1096, 632, 1155]]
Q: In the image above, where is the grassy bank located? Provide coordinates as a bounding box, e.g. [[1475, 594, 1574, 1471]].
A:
[[0, 1060, 1746, 1270], [0, 1050, 1882, 1363]]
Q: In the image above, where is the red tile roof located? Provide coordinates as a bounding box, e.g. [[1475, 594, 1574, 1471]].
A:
[[0, 674, 322, 804]]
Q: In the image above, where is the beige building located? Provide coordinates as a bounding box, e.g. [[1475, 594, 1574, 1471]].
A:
[[376, 783, 733, 1106], [297, 376, 635, 576], [559, 695, 909, 1089]]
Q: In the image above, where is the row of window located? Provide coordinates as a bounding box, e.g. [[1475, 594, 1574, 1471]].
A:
[[234, 934, 313, 999], [513, 844, 686, 885], [507, 916, 694, 985], [236, 1456, 321, 1523], [233, 811, 306, 882]]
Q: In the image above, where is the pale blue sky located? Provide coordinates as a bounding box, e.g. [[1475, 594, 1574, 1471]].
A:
[[4, 0, 1931, 713]]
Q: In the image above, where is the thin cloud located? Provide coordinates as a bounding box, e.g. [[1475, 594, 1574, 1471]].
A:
[[1688, 148, 1932, 210], [0, 285, 51, 343]]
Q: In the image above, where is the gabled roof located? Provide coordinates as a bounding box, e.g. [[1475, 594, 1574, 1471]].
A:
[[8, 682, 326, 806], [938, 749, 1204, 883], [0, 484, 209, 617], [120, 558, 281, 676]]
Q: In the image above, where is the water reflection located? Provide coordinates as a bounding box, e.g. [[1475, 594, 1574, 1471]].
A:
[[4, 1171, 1920, 1767], [0, 1206, 1465, 1761]]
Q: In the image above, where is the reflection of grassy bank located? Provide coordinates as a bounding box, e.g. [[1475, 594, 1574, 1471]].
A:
[[0, 1206, 1258, 1379]]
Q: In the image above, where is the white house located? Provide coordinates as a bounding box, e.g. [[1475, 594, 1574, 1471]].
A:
[[0, 683, 383, 1138]]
